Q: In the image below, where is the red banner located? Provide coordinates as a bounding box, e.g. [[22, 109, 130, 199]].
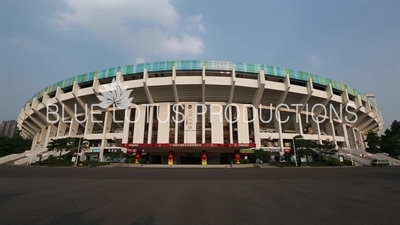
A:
[[120, 143, 256, 149]]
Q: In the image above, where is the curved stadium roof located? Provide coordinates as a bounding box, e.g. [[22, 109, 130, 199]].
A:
[[27, 60, 370, 105]]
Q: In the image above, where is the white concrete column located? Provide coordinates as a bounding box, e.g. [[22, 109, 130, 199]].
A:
[[325, 121, 337, 147], [57, 121, 68, 137], [347, 126, 356, 148], [103, 111, 112, 134], [229, 106, 233, 143], [341, 124, 350, 148], [185, 103, 197, 143], [133, 105, 146, 143], [252, 107, 261, 148], [202, 106, 206, 143], [172, 66, 179, 103], [228, 66, 236, 104], [38, 127, 47, 149], [122, 108, 132, 143], [147, 105, 154, 144], [274, 110, 284, 151], [44, 125, 55, 147], [99, 111, 112, 162], [276, 73, 290, 105], [294, 113, 303, 135], [31, 133, 39, 150], [84, 113, 95, 138], [157, 103, 170, 143], [253, 70, 266, 106], [355, 129, 365, 149], [310, 118, 322, 144], [174, 105, 179, 144], [237, 104, 249, 144], [282, 77, 313, 131], [210, 104, 224, 144], [68, 118, 80, 137]]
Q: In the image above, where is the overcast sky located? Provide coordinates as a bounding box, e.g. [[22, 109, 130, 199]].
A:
[[0, 0, 399, 129]]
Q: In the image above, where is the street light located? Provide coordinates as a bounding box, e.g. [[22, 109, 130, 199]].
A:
[[293, 138, 298, 167], [348, 139, 354, 166], [74, 136, 83, 167]]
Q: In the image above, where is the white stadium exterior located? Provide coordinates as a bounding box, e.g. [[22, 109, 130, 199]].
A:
[[17, 60, 384, 165]]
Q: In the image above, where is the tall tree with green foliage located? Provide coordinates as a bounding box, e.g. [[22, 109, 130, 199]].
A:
[[291, 135, 317, 157], [0, 131, 32, 157], [46, 137, 89, 158], [380, 120, 400, 157], [365, 131, 381, 153], [315, 142, 337, 160]]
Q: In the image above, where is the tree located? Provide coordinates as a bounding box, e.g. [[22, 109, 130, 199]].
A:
[[315, 142, 337, 160], [109, 149, 124, 162], [253, 149, 271, 163], [46, 137, 89, 158], [380, 120, 400, 157], [0, 131, 32, 157], [291, 135, 317, 157], [365, 131, 381, 153]]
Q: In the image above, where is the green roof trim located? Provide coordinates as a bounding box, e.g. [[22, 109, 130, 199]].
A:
[[27, 60, 371, 106]]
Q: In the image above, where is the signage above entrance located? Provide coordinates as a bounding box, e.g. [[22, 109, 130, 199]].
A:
[[120, 143, 256, 149]]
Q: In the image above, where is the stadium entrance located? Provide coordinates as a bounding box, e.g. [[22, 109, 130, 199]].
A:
[[120, 143, 256, 165]]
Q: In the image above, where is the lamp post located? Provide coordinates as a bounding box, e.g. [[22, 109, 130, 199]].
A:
[[348, 139, 354, 166], [293, 138, 298, 167], [74, 137, 83, 167]]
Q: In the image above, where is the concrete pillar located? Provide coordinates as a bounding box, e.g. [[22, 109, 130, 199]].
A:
[[273, 110, 283, 152], [237, 104, 249, 144], [211, 104, 223, 144], [122, 108, 131, 143], [157, 103, 170, 143], [133, 105, 146, 143], [184, 103, 197, 143], [252, 107, 261, 148], [57, 121, 68, 137]]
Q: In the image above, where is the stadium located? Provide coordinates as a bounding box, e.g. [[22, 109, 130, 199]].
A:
[[17, 60, 384, 165]]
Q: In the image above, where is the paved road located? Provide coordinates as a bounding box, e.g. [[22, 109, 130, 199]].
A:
[[0, 166, 399, 225]]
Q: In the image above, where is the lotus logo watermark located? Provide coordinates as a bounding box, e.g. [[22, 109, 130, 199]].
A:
[[97, 78, 133, 110]]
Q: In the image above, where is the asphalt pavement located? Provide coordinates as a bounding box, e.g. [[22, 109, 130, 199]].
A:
[[0, 166, 399, 225]]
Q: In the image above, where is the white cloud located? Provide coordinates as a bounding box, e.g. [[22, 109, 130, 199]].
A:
[[135, 57, 146, 64], [51, 0, 205, 60], [5, 38, 52, 53], [306, 55, 326, 69], [188, 14, 206, 33]]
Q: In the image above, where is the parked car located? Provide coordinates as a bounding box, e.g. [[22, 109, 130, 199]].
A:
[[371, 159, 390, 167]]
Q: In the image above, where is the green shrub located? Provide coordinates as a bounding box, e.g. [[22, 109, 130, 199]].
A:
[[326, 158, 341, 166], [47, 155, 57, 163], [232, 159, 237, 163], [138, 158, 144, 164], [244, 159, 249, 164], [239, 159, 245, 164], [344, 159, 353, 166], [125, 158, 135, 163]]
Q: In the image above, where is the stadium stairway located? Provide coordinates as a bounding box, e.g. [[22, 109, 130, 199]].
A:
[[13, 149, 70, 165], [375, 153, 400, 166], [338, 148, 371, 166], [339, 148, 400, 166]]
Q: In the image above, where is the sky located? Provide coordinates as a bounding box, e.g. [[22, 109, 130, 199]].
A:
[[0, 0, 399, 130]]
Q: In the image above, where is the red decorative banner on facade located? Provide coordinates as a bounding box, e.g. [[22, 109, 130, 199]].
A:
[[120, 143, 256, 149]]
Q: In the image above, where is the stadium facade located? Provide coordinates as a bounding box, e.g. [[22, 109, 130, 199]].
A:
[[18, 60, 384, 164]]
